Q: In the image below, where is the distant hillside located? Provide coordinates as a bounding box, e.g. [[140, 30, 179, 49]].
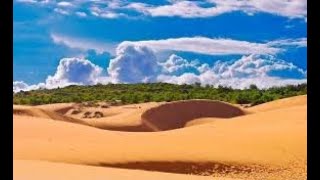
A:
[[13, 83, 307, 106]]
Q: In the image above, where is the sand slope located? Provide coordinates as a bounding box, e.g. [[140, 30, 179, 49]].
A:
[[73, 102, 160, 131], [13, 104, 86, 125], [13, 95, 306, 179], [14, 102, 161, 132], [248, 95, 306, 112]]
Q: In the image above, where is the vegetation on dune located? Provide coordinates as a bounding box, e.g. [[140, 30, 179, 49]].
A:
[[13, 83, 307, 106]]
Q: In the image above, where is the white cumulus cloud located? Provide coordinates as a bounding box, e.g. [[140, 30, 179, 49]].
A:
[[157, 54, 306, 89], [159, 54, 200, 74], [13, 81, 30, 92], [158, 73, 201, 85], [13, 57, 109, 92], [45, 57, 103, 88], [211, 54, 306, 79], [108, 43, 160, 83], [13, 45, 306, 91], [13, 81, 46, 92]]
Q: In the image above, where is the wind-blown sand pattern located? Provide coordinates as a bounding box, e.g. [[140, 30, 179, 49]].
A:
[[13, 95, 306, 180]]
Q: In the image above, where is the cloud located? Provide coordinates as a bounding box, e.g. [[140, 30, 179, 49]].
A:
[[75, 11, 87, 17], [50, 33, 116, 55], [13, 81, 30, 92], [106, 45, 306, 89], [159, 54, 199, 74], [234, 0, 307, 19], [13, 46, 306, 92], [121, 37, 281, 56], [158, 73, 201, 85], [13, 57, 109, 92], [100, 12, 122, 19], [15, 0, 307, 19], [54, 8, 70, 15], [16, 0, 37, 3], [267, 38, 307, 48], [57, 1, 73, 7], [128, 1, 233, 18], [44, 57, 103, 88], [50, 33, 306, 60], [157, 54, 306, 89], [107, 43, 160, 83], [211, 54, 306, 79], [126, 0, 307, 19], [16, 0, 51, 5], [50, 33, 305, 58], [13, 81, 45, 92], [90, 6, 126, 19]]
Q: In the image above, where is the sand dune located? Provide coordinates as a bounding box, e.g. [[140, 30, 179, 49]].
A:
[[14, 102, 161, 132], [68, 102, 160, 131], [14, 106, 306, 166], [141, 100, 246, 131], [15, 100, 247, 132], [13, 104, 86, 125], [184, 117, 224, 127], [13, 96, 306, 179], [248, 95, 306, 112], [36, 103, 76, 114]]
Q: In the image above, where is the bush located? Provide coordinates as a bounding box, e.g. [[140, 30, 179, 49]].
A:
[[13, 83, 307, 106]]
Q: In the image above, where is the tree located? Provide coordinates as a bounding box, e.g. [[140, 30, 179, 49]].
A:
[[193, 82, 201, 88], [13, 83, 307, 106], [249, 84, 258, 90], [235, 93, 251, 104]]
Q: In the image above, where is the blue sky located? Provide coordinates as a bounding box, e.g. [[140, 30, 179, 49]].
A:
[[13, 0, 307, 91]]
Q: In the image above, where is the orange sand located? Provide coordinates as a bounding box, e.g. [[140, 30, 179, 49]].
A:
[[13, 95, 307, 179]]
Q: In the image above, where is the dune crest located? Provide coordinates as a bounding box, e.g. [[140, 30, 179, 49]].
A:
[[248, 95, 306, 112]]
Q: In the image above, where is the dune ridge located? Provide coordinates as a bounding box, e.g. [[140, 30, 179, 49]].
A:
[[248, 95, 307, 112], [14, 100, 248, 132], [13, 105, 87, 125]]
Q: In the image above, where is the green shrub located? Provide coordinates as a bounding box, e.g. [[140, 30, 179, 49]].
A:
[[13, 83, 307, 106]]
